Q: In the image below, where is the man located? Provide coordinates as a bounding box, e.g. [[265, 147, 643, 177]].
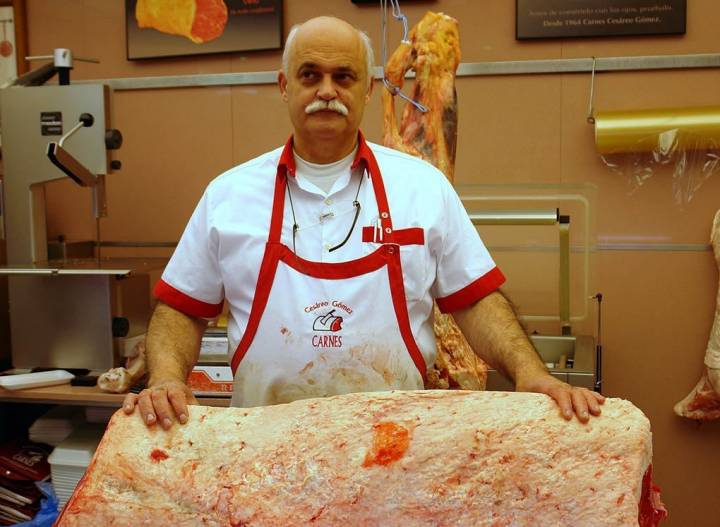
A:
[[124, 16, 604, 429]]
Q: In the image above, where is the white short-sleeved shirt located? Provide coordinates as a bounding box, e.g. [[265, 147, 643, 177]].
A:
[[155, 134, 505, 369]]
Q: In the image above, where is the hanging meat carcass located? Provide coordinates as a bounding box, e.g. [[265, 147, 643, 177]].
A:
[[674, 209, 720, 420], [55, 391, 667, 526], [382, 11, 460, 179], [382, 12, 487, 390]]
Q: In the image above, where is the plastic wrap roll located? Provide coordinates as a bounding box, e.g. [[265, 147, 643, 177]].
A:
[[594, 106, 720, 154]]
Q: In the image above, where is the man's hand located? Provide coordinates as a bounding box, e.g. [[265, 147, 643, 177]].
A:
[[516, 373, 605, 423], [125, 301, 206, 430], [122, 378, 198, 429], [451, 293, 605, 423]]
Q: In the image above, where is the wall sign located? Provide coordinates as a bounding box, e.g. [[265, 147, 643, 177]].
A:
[[126, 0, 283, 60], [516, 0, 686, 39]]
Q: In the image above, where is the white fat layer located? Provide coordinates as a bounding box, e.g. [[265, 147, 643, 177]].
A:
[[61, 391, 654, 526]]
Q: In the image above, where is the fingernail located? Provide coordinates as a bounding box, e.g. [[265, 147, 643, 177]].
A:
[[163, 418, 172, 429], [179, 414, 187, 424], [146, 414, 155, 423], [564, 410, 572, 419], [124, 405, 132, 411]]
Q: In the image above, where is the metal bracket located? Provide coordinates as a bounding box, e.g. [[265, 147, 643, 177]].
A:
[[586, 57, 597, 124], [46, 112, 107, 218]]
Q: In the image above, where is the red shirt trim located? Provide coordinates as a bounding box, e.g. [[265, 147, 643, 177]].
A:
[[154, 279, 224, 319], [435, 267, 506, 313]]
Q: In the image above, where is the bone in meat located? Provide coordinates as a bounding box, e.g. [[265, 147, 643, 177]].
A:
[[382, 12, 487, 390], [55, 391, 666, 526], [97, 340, 147, 394], [674, 209, 720, 420]]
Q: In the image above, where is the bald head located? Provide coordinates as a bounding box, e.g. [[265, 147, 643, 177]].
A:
[[282, 17, 375, 88], [278, 16, 376, 163]]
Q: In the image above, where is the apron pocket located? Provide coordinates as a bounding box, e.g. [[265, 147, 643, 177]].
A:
[[398, 243, 428, 304]]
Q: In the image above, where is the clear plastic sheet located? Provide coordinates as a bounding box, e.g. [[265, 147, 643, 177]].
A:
[[599, 131, 720, 206], [595, 106, 720, 206]]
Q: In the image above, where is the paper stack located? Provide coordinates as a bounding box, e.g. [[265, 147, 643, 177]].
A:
[[29, 407, 80, 446], [48, 426, 104, 509]]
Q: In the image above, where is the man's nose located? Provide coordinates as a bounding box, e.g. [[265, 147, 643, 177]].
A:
[[316, 74, 337, 100]]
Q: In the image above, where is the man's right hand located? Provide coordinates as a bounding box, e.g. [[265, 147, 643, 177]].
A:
[[122, 378, 198, 429]]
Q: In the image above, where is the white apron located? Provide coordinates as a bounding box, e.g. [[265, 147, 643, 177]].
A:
[[230, 141, 427, 407]]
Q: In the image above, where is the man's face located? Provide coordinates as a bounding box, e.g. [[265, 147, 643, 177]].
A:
[[279, 21, 372, 143]]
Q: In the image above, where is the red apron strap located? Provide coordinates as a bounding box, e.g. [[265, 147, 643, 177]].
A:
[[385, 248, 428, 382], [269, 136, 295, 244], [361, 226, 424, 246], [268, 173, 287, 244], [230, 243, 284, 373], [357, 136, 395, 238]]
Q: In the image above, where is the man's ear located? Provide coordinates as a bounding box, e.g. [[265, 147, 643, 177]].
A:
[[365, 75, 375, 102], [278, 70, 289, 102]]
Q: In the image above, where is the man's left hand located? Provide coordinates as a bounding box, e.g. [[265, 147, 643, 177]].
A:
[[516, 374, 605, 423]]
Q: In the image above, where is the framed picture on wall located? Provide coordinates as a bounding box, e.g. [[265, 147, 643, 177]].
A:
[[0, 0, 28, 85], [126, 0, 283, 60]]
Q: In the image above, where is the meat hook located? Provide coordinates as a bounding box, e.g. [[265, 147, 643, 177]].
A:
[[380, 0, 428, 114]]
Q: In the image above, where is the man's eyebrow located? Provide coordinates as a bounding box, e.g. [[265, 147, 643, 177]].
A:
[[297, 62, 318, 71], [334, 66, 358, 75], [296, 62, 358, 74]]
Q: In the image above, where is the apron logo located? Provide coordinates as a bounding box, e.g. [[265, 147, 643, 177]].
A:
[[305, 301, 353, 349], [312, 309, 343, 347], [313, 310, 343, 332]]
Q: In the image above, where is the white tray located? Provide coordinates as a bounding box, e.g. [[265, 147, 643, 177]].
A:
[[0, 370, 74, 390]]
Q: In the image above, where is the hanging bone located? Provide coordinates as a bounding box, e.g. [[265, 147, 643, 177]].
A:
[[674, 210, 720, 420], [382, 12, 487, 390]]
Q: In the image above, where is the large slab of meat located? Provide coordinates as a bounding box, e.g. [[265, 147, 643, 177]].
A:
[[674, 209, 720, 420], [382, 12, 488, 391], [56, 391, 666, 526]]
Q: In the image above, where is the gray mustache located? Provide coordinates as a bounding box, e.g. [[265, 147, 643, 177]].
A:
[[305, 99, 349, 116]]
